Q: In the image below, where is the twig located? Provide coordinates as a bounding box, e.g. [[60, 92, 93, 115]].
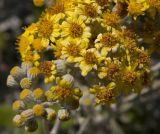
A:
[[151, 62, 160, 72], [77, 117, 91, 134], [50, 117, 61, 134]]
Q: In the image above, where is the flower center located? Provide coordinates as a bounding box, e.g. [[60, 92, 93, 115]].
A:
[[32, 39, 43, 51], [67, 43, 79, 56], [127, 3, 144, 15], [96, 0, 108, 6], [138, 51, 149, 64], [103, 12, 120, 26], [40, 61, 53, 76], [54, 86, 71, 101], [38, 19, 53, 38], [96, 88, 115, 103], [100, 33, 118, 47], [122, 71, 137, 85], [84, 52, 97, 64], [84, 4, 97, 17], [46, 2, 65, 15], [107, 63, 119, 77], [69, 23, 83, 38]]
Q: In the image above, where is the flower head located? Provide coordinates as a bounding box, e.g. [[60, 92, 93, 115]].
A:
[[61, 39, 88, 63], [90, 82, 116, 105], [75, 0, 102, 23], [39, 61, 56, 83], [77, 48, 104, 76], [37, 15, 60, 47], [127, 0, 149, 19], [61, 15, 91, 43]]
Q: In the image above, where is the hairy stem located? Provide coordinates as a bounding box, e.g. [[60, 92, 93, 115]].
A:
[[50, 117, 61, 134]]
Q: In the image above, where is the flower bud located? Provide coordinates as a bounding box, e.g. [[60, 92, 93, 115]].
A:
[[12, 100, 25, 112], [62, 74, 74, 87], [10, 66, 24, 80], [33, 104, 45, 117], [54, 60, 67, 75], [21, 61, 33, 74], [45, 90, 54, 101], [7, 75, 18, 87], [25, 119, 38, 132], [21, 109, 34, 121], [20, 78, 32, 89], [58, 109, 70, 121], [45, 108, 56, 121], [33, 88, 45, 101], [20, 89, 32, 101], [73, 88, 82, 97], [13, 115, 25, 128], [27, 67, 40, 79]]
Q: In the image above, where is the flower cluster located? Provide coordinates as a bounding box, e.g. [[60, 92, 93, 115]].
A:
[[7, 0, 152, 132]]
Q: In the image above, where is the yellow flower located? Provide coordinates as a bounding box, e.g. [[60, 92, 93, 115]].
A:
[[95, 0, 109, 7], [127, 0, 149, 19], [16, 36, 33, 56], [10, 66, 24, 79], [20, 78, 32, 89], [12, 100, 25, 112], [51, 39, 63, 58], [146, 0, 160, 9], [98, 58, 120, 79], [45, 108, 56, 121], [21, 51, 40, 66], [102, 11, 120, 27], [27, 67, 40, 79], [32, 38, 44, 51], [90, 82, 116, 105], [22, 23, 38, 37], [95, 32, 120, 56], [61, 39, 88, 63], [76, 48, 104, 76], [32, 104, 45, 116], [20, 89, 32, 101], [13, 115, 25, 128], [45, 77, 82, 109], [37, 15, 60, 47], [122, 70, 138, 85], [33, 88, 45, 100], [39, 61, 56, 83], [75, 0, 102, 23], [45, 0, 75, 19], [61, 15, 91, 43]]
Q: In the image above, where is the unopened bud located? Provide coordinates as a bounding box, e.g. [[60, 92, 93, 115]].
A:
[[7, 75, 18, 87], [45, 108, 56, 121], [20, 78, 32, 89], [12, 100, 25, 112], [21, 61, 33, 74], [10, 66, 24, 80], [58, 109, 70, 121], [25, 119, 38, 132], [33, 104, 45, 117], [13, 115, 25, 128], [21, 109, 34, 121]]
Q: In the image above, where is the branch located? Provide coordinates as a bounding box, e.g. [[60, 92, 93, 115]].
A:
[[77, 117, 91, 134], [50, 117, 61, 134], [151, 62, 160, 72]]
